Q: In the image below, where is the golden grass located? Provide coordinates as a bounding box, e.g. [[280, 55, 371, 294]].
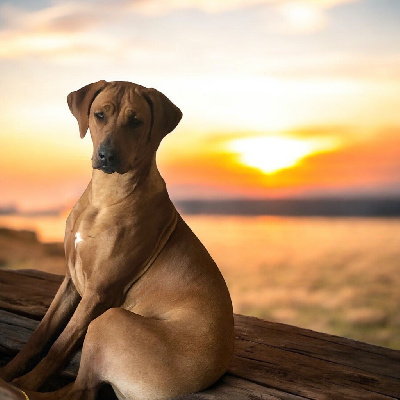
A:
[[187, 216, 400, 349], [1, 215, 399, 349]]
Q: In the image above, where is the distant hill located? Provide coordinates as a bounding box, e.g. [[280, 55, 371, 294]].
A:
[[0, 227, 66, 274], [0, 206, 62, 216], [0, 205, 17, 215], [175, 198, 400, 217], [2, 198, 400, 218]]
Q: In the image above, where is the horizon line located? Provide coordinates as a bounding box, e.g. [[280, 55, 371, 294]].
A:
[[1, 197, 400, 218]]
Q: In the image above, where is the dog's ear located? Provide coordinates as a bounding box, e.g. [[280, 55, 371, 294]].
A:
[[142, 88, 182, 143], [67, 80, 107, 138]]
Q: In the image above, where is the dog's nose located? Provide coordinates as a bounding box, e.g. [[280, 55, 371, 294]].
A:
[[98, 148, 115, 163], [96, 141, 120, 174], [98, 145, 117, 164], [95, 139, 120, 173]]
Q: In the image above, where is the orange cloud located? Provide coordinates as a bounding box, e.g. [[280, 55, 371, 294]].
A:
[[292, 130, 400, 192], [160, 127, 400, 199], [2, 126, 399, 210]]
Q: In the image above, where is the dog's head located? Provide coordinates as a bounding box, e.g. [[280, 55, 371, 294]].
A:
[[67, 80, 182, 174]]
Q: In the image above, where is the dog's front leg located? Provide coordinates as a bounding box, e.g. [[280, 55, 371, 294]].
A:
[[12, 288, 111, 391], [0, 275, 80, 382]]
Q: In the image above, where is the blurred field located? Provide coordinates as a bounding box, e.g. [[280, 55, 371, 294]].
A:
[[0, 227, 66, 274], [188, 216, 400, 350], [0, 214, 399, 349]]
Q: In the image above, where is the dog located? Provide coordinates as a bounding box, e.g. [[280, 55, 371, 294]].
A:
[[0, 81, 234, 400]]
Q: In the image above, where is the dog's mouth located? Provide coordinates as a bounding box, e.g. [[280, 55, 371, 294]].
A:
[[92, 161, 118, 174], [98, 165, 116, 174], [92, 155, 121, 174]]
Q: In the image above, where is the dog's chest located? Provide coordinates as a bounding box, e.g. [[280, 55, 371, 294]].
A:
[[70, 231, 86, 294], [65, 208, 102, 296], [66, 228, 89, 296]]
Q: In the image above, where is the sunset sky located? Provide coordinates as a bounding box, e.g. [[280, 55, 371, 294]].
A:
[[1, 0, 399, 211]]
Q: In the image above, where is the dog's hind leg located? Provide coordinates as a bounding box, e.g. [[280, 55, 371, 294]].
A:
[[62, 307, 202, 400]]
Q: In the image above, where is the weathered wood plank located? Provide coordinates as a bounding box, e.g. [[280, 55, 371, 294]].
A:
[[181, 375, 310, 400], [0, 269, 63, 320], [1, 269, 400, 400], [234, 315, 400, 379], [230, 349, 398, 400]]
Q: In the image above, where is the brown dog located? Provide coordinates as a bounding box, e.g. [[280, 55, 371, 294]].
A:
[[0, 81, 234, 400]]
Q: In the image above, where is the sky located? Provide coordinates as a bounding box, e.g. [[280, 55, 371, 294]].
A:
[[0, 0, 399, 211]]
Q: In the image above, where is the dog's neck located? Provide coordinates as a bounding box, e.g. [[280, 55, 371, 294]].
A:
[[89, 157, 166, 208]]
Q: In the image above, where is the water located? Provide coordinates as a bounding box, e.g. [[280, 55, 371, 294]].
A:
[[1, 214, 399, 349]]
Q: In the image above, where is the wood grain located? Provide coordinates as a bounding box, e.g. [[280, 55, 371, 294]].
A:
[[1, 269, 399, 400]]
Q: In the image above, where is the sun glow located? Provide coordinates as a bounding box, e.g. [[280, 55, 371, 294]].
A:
[[228, 136, 339, 174], [279, 3, 326, 33]]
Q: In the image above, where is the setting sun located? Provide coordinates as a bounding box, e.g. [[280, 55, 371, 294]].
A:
[[228, 136, 339, 174], [1, 0, 400, 207]]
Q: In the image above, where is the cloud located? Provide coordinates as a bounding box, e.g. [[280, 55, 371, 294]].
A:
[[276, 2, 328, 33], [160, 127, 400, 199], [0, 1, 187, 62], [0, 0, 393, 86], [0, 2, 104, 34], [124, 0, 360, 34], [0, 0, 360, 42], [259, 52, 400, 81], [0, 2, 108, 59], [0, 2, 163, 64], [125, 0, 270, 14], [125, 0, 359, 15], [292, 129, 400, 196], [270, 0, 361, 34]]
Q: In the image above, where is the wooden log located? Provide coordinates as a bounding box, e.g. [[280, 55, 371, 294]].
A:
[[0, 269, 62, 320], [1, 269, 400, 400]]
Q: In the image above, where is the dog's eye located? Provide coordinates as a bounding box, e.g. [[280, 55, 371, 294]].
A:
[[94, 111, 105, 120], [129, 115, 142, 128]]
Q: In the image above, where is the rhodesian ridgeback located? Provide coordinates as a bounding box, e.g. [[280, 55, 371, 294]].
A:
[[0, 81, 234, 400]]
